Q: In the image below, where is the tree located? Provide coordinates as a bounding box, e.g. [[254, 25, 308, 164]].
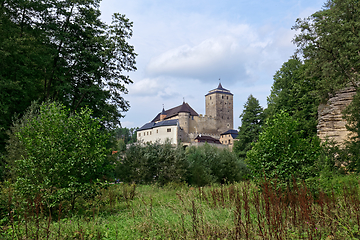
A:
[[8, 102, 111, 208], [234, 95, 265, 159], [0, 0, 137, 151], [267, 59, 319, 138], [246, 111, 322, 185], [293, 0, 360, 171], [293, 0, 360, 98]]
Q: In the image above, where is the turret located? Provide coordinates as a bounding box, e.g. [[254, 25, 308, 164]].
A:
[[160, 107, 167, 121], [178, 101, 190, 134]]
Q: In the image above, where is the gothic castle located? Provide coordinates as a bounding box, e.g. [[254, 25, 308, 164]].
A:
[[137, 83, 236, 145]]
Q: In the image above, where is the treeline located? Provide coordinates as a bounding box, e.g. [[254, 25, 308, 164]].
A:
[[233, 0, 360, 188], [115, 141, 249, 186]]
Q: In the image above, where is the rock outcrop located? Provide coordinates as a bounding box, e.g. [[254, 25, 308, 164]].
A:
[[317, 87, 357, 145]]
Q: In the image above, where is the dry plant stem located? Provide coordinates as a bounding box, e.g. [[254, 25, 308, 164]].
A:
[[191, 200, 199, 238]]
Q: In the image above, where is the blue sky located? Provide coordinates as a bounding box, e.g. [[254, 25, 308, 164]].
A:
[[99, 0, 325, 129]]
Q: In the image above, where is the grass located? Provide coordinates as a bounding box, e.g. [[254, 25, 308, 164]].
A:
[[1, 179, 360, 239]]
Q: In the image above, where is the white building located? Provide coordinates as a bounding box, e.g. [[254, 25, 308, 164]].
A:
[[137, 119, 180, 144]]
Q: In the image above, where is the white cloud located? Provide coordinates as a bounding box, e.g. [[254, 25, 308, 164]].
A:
[[145, 23, 296, 85], [128, 78, 162, 96]]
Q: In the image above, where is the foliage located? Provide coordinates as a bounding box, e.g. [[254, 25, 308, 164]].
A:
[[246, 111, 322, 185], [338, 89, 360, 172], [113, 127, 138, 152], [0, 0, 137, 152], [293, 0, 360, 172], [293, 0, 360, 98], [234, 95, 265, 159], [186, 144, 249, 186], [267, 58, 319, 138], [7, 102, 111, 207], [2, 179, 360, 239], [118, 141, 188, 185], [118, 142, 248, 186]]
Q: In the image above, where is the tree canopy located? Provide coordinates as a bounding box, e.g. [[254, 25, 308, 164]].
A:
[[233, 95, 265, 159], [267, 58, 319, 138], [246, 111, 322, 185], [0, 0, 137, 151], [293, 0, 360, 98]]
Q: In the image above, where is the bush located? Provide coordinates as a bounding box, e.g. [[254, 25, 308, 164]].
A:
[[7, 102, 111, 208], [246, 111, 322, 186], [118, 141, 188, 185], [118, 142, 248, 186], [186, 144, 249, 186]]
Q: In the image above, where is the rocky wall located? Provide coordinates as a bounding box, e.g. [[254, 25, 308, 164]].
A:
[[317, 87, 356, 145]]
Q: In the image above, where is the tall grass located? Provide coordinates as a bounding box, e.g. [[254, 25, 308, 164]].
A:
[[1, 179, 360, 239]]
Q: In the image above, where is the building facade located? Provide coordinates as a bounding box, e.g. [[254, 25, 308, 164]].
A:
[[137, 83, 236, 145]]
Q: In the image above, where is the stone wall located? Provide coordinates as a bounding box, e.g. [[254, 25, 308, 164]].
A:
[[317, 87, 356, 144]]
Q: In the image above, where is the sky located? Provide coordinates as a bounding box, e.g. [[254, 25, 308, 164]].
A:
[[99, 0, 326, 129]]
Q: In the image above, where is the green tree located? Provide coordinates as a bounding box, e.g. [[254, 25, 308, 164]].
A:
[[8, 102, 111, 208], [293, 0, 360, 171], [246, 111, 322, 185], [114, 127, 138, 144], [293, 0, 360, 98], [234, 95, 265, 159], [186, 144, 248, 186], [0, 0, 137, 151], [267, 59, 319, 138], [118, 141, 188, 185]]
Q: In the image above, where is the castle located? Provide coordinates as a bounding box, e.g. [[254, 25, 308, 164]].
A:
[[137, 83, 235, 145]]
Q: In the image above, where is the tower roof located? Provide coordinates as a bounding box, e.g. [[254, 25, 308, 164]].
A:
[[151, 102, 198, 122], [161, 107, 166, 115], [217, 83, 228, 91], [178, 101, 191, 113], [205, 83, 233, 96]]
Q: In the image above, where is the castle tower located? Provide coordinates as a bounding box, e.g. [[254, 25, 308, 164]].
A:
[[178, 101, 190, 134], [205, 83, 233, 132]]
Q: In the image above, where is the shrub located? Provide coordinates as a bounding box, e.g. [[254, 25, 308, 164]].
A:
[[246, 111, 322, 185], [7, 102, 111, 208], [118, 141, 188, 185], [186, 144, 249, 186], [118, 142, 248, 186]]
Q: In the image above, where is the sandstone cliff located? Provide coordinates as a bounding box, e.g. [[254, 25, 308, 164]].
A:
[[317, 87, 356, 145]]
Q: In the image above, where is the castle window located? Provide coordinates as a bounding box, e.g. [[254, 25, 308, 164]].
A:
[[147, 132, 149, 135], [156, 129, 158, 133], [138, 133, 141, 137], [150, 132, 152, 135], [167, 128, 171, 132], [144, 132, 145, 136], [210, 96, 211, 100], [222, 96, 224, 99]]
